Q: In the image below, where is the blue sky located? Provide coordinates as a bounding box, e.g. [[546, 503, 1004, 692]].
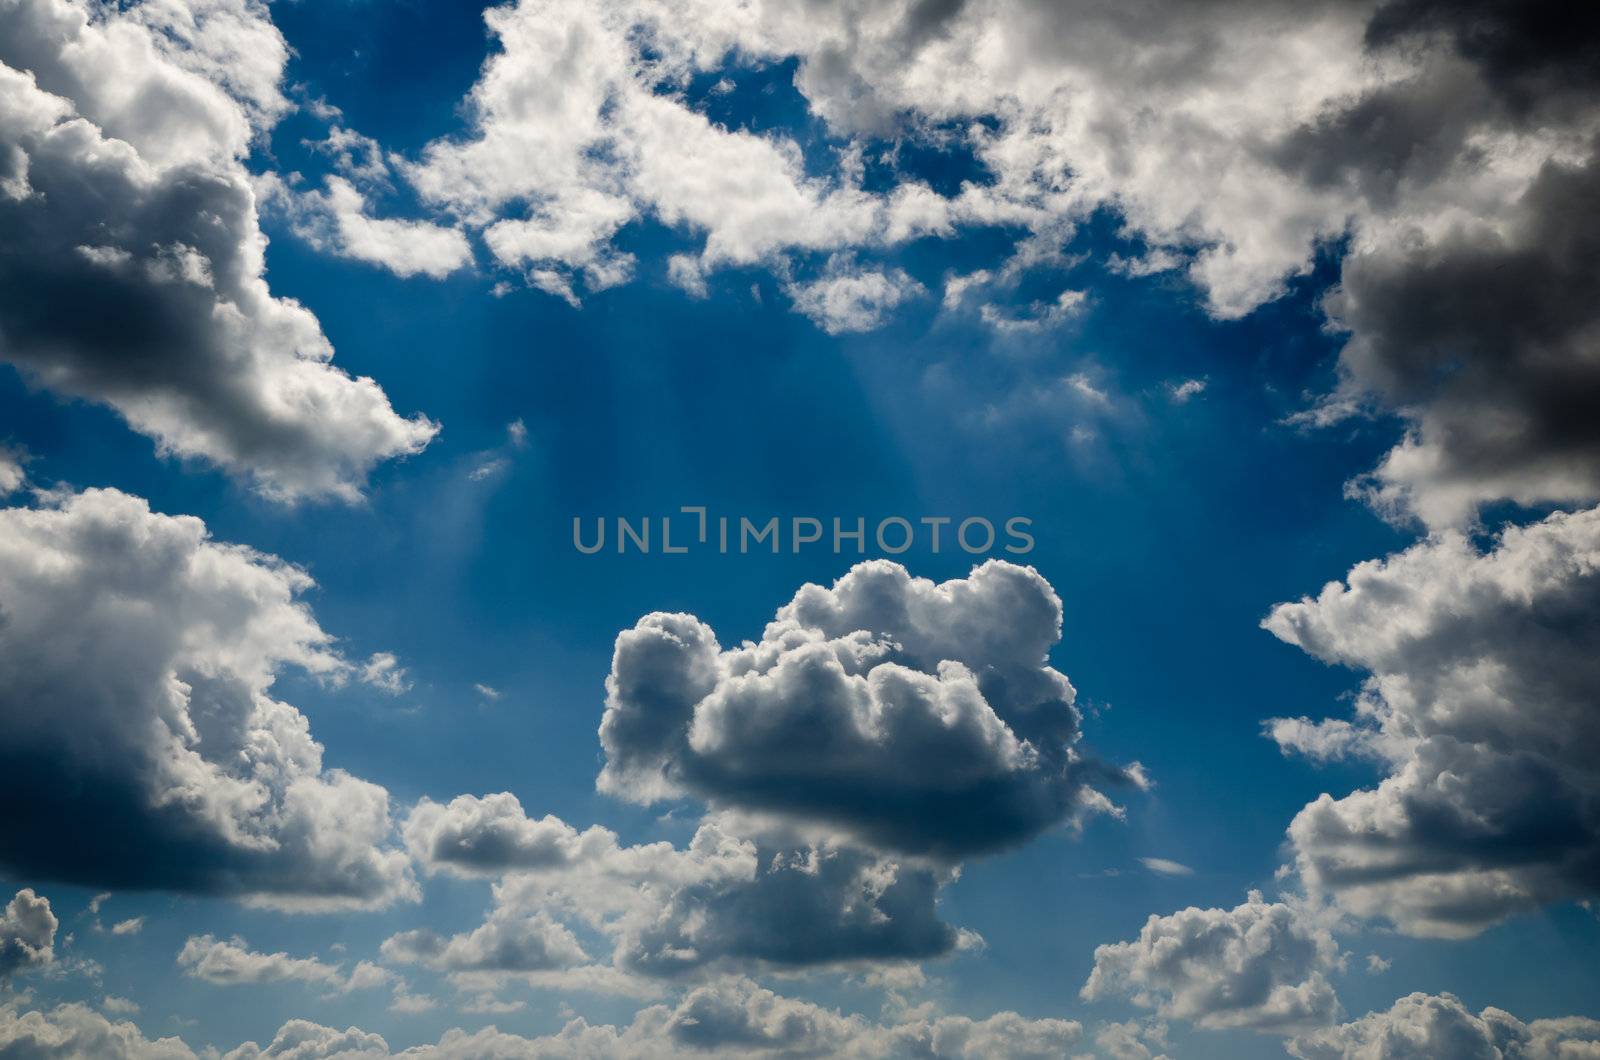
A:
[[2, 1, 1599, 1057]]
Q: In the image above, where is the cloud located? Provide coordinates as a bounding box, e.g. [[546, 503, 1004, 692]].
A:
[[1138, 858, 1193, 877], [398, 806, 962, 979], [1164, 379, 1207, 405], [1264, 506, 1600, 936], [380, 913, 586, 974], [108, 918, 143, 938], [1082, 891, 1343, 1033], [0, 0, 436, 501], [0, 449, 24, 496], [473, 684, 503, 702], [402, 793, 618, 878], [178, 935, 391, 995], [1326, 146, 1600, 528], [374, 0, 1600, 519], [1364, 954, 1390, 975], [360, 653, 412, 696], [0, 889, 57, 981], [0, 487, 416, 911], [0, 979, 1081, 1059], [0, 1000, 197, 1059], [258, 174, 473, 281], [599, 559, 1140, 861], [1287, 992, 1600, 1060], [784, 260, 923, 335]]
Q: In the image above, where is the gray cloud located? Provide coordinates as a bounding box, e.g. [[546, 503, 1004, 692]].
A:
[[393, 807, 964, 980], [0, 0, 435, 502], [1265, 506, 1600, 936], [177, 936, 389, 993], [1288, 991, 1600, 1060], [1082, 891, 1343, 1033], [0, 487, 415, 910], [0, 889, 56, 982], [600, 560, 1141, 861]]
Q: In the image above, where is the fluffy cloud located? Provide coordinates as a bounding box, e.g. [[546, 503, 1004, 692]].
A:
[[402, 793, 618, 878], [0, 487, 415, 910], [395, 807, 960, 980], [0, 978, 1081, 1059], [600, 559, 1139, 860], [1265, 506, 1600, 936], [1288, 992, 1600, 1060], [0, 0, 435, 501], [177, 935, 389, 993], [0, 1000, 196, 1060], [784, 260, 923, 335], [1082, 891, 1343, 1033], [258, 174, 473, 281], [356, 0, 1600, 519], [0, 889, 56, 981]]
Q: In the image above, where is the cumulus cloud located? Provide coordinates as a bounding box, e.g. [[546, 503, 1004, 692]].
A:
[[1265, 506, 1600, 936], [0, 1000, 196, 1059], [599, 559, 1140, 861], [0, 0, 436, 501], [359, 652, 412, 696], [177, 935, 389, 994], [397, 806, 961, 980], [0, 487, 415, 910], [0, 979, 1082, 1059], [0, 889, 57, 981], [784, 260, 923, 335], [351, 0, 1600, 518], [258, 174, 473, 281], [1287, 992, 1600, 1060], [1082, 891, 1343, 1033]]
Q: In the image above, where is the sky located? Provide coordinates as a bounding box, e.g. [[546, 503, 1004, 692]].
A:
[[1, 0, 1598, 1057]]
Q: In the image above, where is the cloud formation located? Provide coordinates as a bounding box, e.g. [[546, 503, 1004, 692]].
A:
[[1082, 891, 1343, 1033], [1266, 506, 1600, 936], [0, 0, 435, 501], [0, 979, 1086, 1059], [0, 889, 56, 982], [600, 559, 1139, 860], [177, 935, 388, 993], [1288, 992, 1600, 1060], [0, 487, 415, 910]]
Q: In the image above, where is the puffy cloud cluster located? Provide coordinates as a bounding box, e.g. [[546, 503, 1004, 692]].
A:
[[0, 979, 1086, 1059], [306, 0, 1596, 522], [1265, 506, 1600, 936], [1081, 891, 1343, 1033], [599, 559, 1139, 860], [1288, 992, 1600, 1060], [0, 487, 415, 910], [257, 174, 473, 281], [396, 803, 960, 982], [0, 0, 435, 501], [0, 889, 56, 982]]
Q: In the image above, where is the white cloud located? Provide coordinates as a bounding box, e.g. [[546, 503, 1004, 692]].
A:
[[360, 652, 412, 696], [178, 935, 389, 994], [108, 918, 143, 938], [473, 683, 503, 701], [1265, 506, 1600, 936], [0, 978, 1083, 1059], [259, 174, 473, 281], [784, 260, 923, 335], [0, 889, 57, 981], [1288, 992, 1600, 1060], [0, 0, 437, 501], [1165, 378, 1207, 405], [1138, 858, 1193, 877], [0, 487, 416, 910], [1082, 891, 1343, 1033]]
